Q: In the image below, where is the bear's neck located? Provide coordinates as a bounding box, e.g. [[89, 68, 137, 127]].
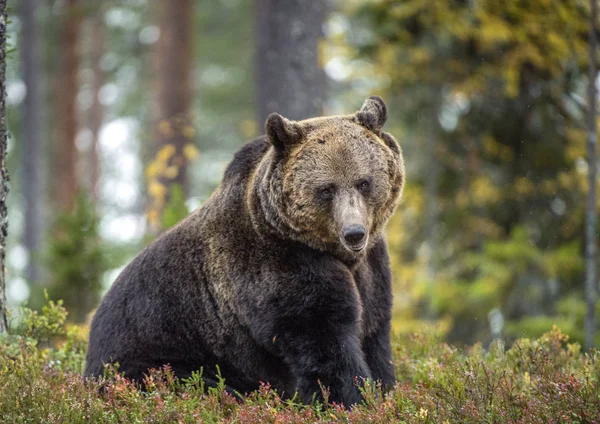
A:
[[246, 155, 307, 245]]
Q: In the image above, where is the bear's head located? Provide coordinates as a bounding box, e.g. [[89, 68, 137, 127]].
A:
[[252, 96, 404, 262]]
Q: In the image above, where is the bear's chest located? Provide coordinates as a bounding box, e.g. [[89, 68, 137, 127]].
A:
[[352, 262, 386, 338]]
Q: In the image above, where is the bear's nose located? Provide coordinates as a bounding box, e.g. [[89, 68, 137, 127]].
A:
[[343, 225, 366, 245]]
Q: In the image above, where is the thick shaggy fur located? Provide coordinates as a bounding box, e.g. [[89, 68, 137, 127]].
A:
[[85, 97, 405, 407]]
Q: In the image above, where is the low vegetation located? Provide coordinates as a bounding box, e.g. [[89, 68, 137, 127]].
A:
[[0, 298, 598, 423]]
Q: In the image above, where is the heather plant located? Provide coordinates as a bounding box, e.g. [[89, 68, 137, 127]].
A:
[[0, 299, 599, 423]]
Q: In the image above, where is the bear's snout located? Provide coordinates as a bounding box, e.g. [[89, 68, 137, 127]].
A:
[[342, 225, 366, 249], [333, 192, 369, 253]]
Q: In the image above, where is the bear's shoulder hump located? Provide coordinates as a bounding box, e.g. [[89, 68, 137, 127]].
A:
[[223, 137, 270, 183]]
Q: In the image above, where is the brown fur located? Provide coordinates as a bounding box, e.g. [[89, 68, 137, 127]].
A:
[[85, 96, 404, 407], [256, 96, 404, 262]]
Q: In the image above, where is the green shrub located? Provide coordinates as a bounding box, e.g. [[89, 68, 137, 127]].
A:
[[1, 299, 599, 423], [161, 184, 190, 230], [40, 192, 112, 323]]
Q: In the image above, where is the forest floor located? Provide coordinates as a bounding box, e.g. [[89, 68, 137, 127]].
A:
[[0, 299, 599, 423]]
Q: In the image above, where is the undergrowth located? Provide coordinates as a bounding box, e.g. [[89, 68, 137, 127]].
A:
[[0, 299, 599, 423]]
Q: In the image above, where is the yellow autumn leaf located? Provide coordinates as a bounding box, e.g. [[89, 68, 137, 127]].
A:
[[410, 46, 431, 64], [182, 125, 196, 139], [163, 165, 179, 179], [472, 176, 501, 204], [146, 209, 160, 226], [183, 143, 200, 160], [158, 120, 175, 138], [148, 180, 167, 200], [504, 67, 519, 98], [156, 144, 176, 163], [558, 172, 573, 189], [547, 32, 569, 57], [514, 177, 534, 196], [541, 180, 557, 195], [376, 43, 397, 68], [483, 135, 499, 156], [145, 161, 165, 178]]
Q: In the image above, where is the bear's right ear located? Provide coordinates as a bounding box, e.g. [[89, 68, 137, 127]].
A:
[[266, 113, 304, 153]]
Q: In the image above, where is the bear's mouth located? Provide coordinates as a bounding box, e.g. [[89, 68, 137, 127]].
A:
[[341, 237, 368, 253]]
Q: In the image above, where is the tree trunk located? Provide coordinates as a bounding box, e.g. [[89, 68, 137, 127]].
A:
[[148, 0, 194, 231], [55, 0, 80, 212], [585, 0, 598, 350], [0, 0, 9, 334], [20, 0, 43, 284], [255, 0, 326, 125], [88, 11, 104, 203]]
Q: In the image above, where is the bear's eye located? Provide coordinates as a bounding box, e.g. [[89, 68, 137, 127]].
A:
[[319, 186, 335, 200], [357, 179, 370, 191]]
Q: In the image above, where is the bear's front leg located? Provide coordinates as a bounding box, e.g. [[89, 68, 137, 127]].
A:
[[362, 321, 396, 391], [259, 271, 372, 407], [282, 323, 372, 407]]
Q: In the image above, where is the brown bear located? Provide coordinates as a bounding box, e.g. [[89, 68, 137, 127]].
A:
[[85, 96, 405, 407]]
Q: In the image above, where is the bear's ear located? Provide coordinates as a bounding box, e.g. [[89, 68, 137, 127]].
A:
[[265, 113, 304, 153], [356, 96, 387, 132]]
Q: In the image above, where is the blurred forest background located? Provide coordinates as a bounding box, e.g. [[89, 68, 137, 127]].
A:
[[3, 0, 599, 347]]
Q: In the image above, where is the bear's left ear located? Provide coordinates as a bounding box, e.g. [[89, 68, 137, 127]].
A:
[[265, 113, 304, 153], [356, 96, 387, 132]]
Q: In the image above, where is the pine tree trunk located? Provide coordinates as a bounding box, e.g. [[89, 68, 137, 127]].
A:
[[20, 0, 43, 284], [585, 0, 598, 350], [55, 0, 80, 212], [148, 0, 194, 231], [0, 0, 9, 334], [255, 0, 326, 125], [88, 11, 104, 203]]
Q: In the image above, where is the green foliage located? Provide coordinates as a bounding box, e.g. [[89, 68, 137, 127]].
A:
[[2, 296, 86, 374], [430, 228, 588, 343], [506, 295, 600, 347], [161, 184, 190, 230], [40, 193, 112, 323], [194, 0, 257, 149], [15, 291, 68, 344], [1, 302, 599, 424], [337, 0, 595, 345]]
